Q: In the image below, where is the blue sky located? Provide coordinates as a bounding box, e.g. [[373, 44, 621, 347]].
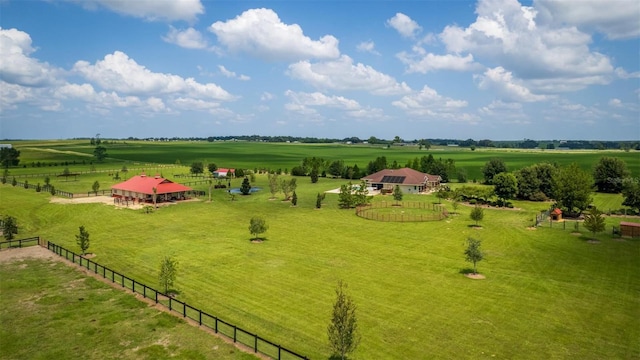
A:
[[1, 0, 638, 140]]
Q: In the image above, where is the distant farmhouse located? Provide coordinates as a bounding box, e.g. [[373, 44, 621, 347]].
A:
[[111, 174, 192, 203], [361, 168, 441, 194], [0, 144, 12, 148], [213, 168, 235, 178]]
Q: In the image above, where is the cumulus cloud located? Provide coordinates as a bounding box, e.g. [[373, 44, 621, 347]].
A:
[[210, 8, 340, 61], [535, 0, 640, 40], [73, 51, 235, 100], [386, 13, 422, 38], [476, 67, 548, 102], [438, 0, 614, 91], [397, 50, 480, 73], [478, 100, 529, 124], [356, 41, 380, 55], [285, 90, 361, 110], [162, 26, 208, 49], [392, 85, 477, 123], [0, 27, 60, 87], [288, 55, 411, 95], [66, 0, 204, 22], [218, 65, 250, 81]]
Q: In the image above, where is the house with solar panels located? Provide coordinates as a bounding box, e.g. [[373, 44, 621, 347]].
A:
[[361, 168, 441, 194], [111, 174, 192, 204]]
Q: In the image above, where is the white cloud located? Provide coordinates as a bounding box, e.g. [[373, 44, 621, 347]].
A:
[[261, 92, 275, 101], [209, 8, 340, 61], [615, 67, 640, 79], [386, 13, 422, 38], [218, 65, 250, 81], [162, 26, 207, 49], [392, 85, 477, 123], [535, 0, 640, 40], [73, 51, 235, 100], [67, 0, 204, 22], [608, 98, 623, 107], [478, 100, 529, 124], [0, 80, 36, 111], [285, 90, 361, 110], [397, 51, 480, 73], [356, 41, 379, 55], [439, 0, 614, 91], [0, 27, 60, 87], [288, 55, 411, 95], [476, 67, 547, 102]]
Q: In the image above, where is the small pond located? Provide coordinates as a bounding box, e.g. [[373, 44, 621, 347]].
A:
[[229, 187, 263, 194]]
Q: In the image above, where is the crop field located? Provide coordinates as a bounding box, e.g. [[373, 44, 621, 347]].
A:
[[1, 141, 639, 359]]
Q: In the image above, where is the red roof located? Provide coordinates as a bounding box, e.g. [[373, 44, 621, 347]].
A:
[[620, 222, 640, 227], [361, 168, 441, 185], [551, 208, 563, 215], [111, 175, 192, 195]]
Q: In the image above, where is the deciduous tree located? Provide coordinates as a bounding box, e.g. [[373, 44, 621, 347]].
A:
[[464, 237, 484, 275], [338, 183, 354, 209], [593, 157, 629, 193], [553, 163, 593, 216], [622, 181, 640, 212], [470, 205, 484, 226], [392, 185, 403, 204], [327, 280, 360, 360], [93, 145, 107, 162], [249, 217, 268, 240], [0, 147, 20, 168], [190, 162, 204, 175], [268, 173, 279, 199], [482, 158, 507, 185], [493, 172, 518, 205], [158, 256, 178, 294]]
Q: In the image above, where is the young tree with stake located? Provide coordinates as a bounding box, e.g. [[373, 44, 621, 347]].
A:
[[158, 256, 178, 294], [464, 237, 484, 275]]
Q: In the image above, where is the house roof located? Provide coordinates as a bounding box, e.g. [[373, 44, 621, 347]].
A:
[[551, 208, 563, 215], [362, 168, 441, 185], [620, 222, 640, 228], [111, 175, 192, 195], [214, 168, 235, 173]]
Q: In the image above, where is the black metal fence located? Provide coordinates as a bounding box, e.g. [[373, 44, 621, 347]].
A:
[[356, 201, 448, 222], [0, 236, 41, 250], [8, 181, 74, 198], [44, 241, 308, 360], [10, 165, 180, 179]]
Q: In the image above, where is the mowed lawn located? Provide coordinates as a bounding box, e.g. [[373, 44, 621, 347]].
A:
[[2, 176, 639, 359], [0, 252, 257, 360]]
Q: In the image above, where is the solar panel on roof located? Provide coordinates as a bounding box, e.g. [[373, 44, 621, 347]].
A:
[[381, 175, 406, 183]]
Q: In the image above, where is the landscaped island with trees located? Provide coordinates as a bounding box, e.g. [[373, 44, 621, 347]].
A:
[[0, 138, 638, 360]]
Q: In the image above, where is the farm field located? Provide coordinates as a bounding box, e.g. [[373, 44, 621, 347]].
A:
[[0, 248, 257, 360], [1, 141, 639, 359], [10, 140, 640, 182]]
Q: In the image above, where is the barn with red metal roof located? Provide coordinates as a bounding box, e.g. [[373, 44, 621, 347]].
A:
[[111, 174, 192, 203]]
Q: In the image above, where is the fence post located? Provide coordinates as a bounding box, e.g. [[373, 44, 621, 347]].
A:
[[233, 326, 237, 342], [199, 310, 202, 325], [254, 336, 258, 353]]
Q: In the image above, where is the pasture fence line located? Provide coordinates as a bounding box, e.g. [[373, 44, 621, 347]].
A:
[[43, 241, 309, 360], [8, 165, 181, 179], [5, 181, 74, 198], [356, 201, 448, 222], [0, 236, 42, 250]]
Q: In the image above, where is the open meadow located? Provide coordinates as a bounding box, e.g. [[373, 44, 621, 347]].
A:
[[1, 140, 639, 359]]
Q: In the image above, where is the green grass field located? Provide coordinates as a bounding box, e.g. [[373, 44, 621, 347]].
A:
[[0, 254, 257, 360], [1, 141, 639, 359]]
